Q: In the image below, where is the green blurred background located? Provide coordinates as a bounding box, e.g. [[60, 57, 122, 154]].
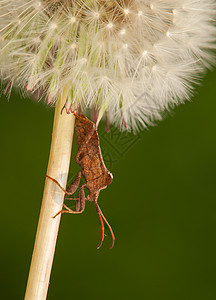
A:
[[0, 68, 216, 300]]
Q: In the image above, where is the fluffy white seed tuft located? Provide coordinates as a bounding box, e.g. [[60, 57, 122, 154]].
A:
[[0, 0, 216, 131]]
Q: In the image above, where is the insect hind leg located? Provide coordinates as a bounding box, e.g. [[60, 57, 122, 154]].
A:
[[53, 184, 87, 217], [53, 204, 85, 218]]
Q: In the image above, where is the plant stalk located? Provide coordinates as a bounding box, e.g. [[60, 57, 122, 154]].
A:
[[25, 89, 75, 300]]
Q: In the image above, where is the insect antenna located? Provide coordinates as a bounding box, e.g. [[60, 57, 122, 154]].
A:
[[99, 208, 115, 249], [94, 202, 115, 249], [97, 210, 105, 249]]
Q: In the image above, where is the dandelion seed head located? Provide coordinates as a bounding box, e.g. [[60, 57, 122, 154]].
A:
[[0, 0, 216, 131]]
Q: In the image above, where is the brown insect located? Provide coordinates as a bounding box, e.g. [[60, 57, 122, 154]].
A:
[[46, 113, 115, 249]]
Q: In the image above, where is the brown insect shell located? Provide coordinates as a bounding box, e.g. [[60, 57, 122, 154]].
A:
[[75, 114, 113, 201]]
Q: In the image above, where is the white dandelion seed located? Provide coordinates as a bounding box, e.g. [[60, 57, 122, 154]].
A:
[[0, 0, 216, 131]]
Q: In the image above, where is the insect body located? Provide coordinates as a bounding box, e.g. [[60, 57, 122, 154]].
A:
[[46, 113, 115, 249]]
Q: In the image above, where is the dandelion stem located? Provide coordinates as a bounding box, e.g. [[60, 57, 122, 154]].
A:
[[24, 88, 75, 300]]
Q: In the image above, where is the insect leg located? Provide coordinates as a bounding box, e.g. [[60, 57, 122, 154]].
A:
[[75, 198, 80, 212], [78, 184, 86, 212], [74, 183, 87, 211], [53, 203, 85, 218], [53, 184, 87, 217], [46, 171, 81, 195], [47, 172, 84, 216], [66, 171, 82, 194]]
